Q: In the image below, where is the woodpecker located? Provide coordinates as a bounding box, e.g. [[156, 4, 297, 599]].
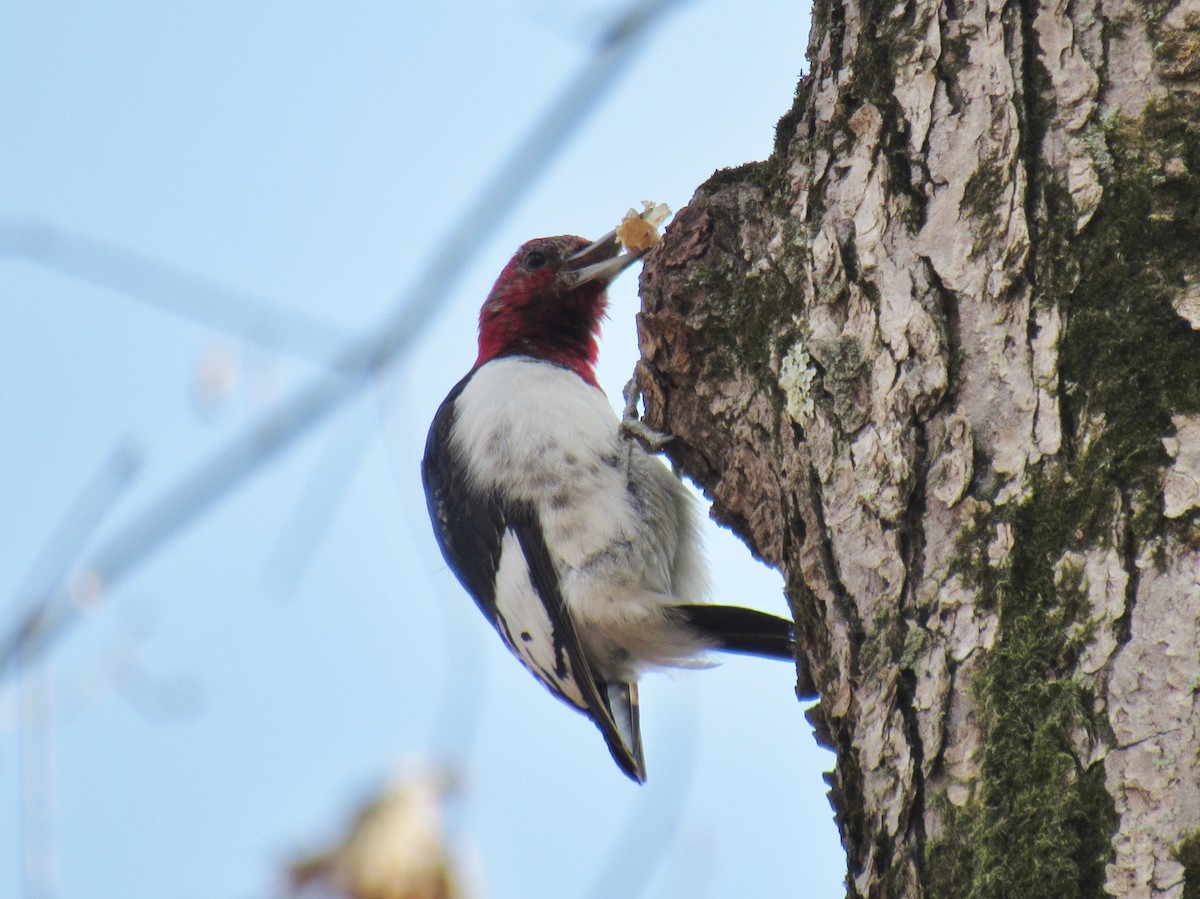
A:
[[421, 227, 798, 782]]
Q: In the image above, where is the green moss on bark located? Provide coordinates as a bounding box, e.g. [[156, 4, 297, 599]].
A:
[[1057, 102, 1200, 507], [927, 464, 1118, 899], [1175, 831, 1200, 899], [840, 0, 926, 224], [962, 164, 1007, 254], [927, 96, 1200, 899]]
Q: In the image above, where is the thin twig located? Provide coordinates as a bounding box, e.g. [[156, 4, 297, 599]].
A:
[[376, 375, 491, 767], [262, 391, 378, 600], [1, 448, 142, 669], [0, 219, 351, 365], [8, 447, 143, 899], [18, 667, 57, 899], [0, 629, 198, 729], [584, 693, 699, 899], [0, 0, 690, 675]]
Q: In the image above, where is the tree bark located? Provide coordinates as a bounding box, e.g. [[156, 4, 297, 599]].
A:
[[633, 0, 1200, 894]]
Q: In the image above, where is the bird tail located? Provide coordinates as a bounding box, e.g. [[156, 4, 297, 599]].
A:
[[672, 604, 796, 661], [601, 681, 646, 782]]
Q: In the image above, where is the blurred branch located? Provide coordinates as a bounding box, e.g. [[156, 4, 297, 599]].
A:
[[0, 0, 688, 676], [8, 447, 142, 899], [0, 625, 200, 729], [262, 391, 379, 600], [427, 572, 490, 768], [584, 695, 698, 899], [19, 667, 57, 899], [0, 218, 352, 364], [376, 376, 490, 768], [1, 447, 142, 669]]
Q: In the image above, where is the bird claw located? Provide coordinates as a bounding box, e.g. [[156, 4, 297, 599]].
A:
[[620, 376, 674, 452]]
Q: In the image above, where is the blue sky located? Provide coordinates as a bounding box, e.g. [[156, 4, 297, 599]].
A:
[[0, 2, 843, 897]]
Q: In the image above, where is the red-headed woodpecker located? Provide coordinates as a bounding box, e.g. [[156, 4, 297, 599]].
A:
[[422, 227, 798, 782]]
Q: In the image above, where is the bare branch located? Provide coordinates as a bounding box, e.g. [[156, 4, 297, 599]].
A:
[[0, 219, 351, 364], [6, 447, 142, 899], [19, 670, 57, 899], [1, 447, 142, 670], [262, 393, 379, 601], [584, 698, 697, 899]]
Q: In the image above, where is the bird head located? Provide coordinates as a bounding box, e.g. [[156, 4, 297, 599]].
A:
[[475, 231, 645, 386]]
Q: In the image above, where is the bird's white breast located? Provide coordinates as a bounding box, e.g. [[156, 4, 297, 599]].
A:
[[451, 357, 710, 675], [451, 357, 627, 530]]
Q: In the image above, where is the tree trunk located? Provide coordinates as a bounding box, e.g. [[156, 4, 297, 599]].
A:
[[633, 0, 1200, 893]]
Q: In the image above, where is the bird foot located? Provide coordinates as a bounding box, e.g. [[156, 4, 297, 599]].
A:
[[620, 377, 673, 452]]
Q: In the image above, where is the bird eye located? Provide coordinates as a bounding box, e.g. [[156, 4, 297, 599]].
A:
[[523, 250, 548, 270]]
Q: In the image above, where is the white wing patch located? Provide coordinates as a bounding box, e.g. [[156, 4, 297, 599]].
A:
[[493, 529, 586, 709]]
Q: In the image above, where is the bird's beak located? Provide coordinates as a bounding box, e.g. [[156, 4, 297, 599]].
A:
[[565, 229, 647, 289]]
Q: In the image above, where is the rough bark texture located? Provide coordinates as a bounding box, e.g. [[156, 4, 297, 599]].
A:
[[634, 0, 1200, 895]]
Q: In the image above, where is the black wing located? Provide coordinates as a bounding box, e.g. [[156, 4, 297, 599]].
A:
[[421, 374, 647, 781], [422, 374, 505, 618]]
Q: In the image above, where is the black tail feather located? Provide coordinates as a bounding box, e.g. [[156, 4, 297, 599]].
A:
[[673, 604, 796, 661]]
